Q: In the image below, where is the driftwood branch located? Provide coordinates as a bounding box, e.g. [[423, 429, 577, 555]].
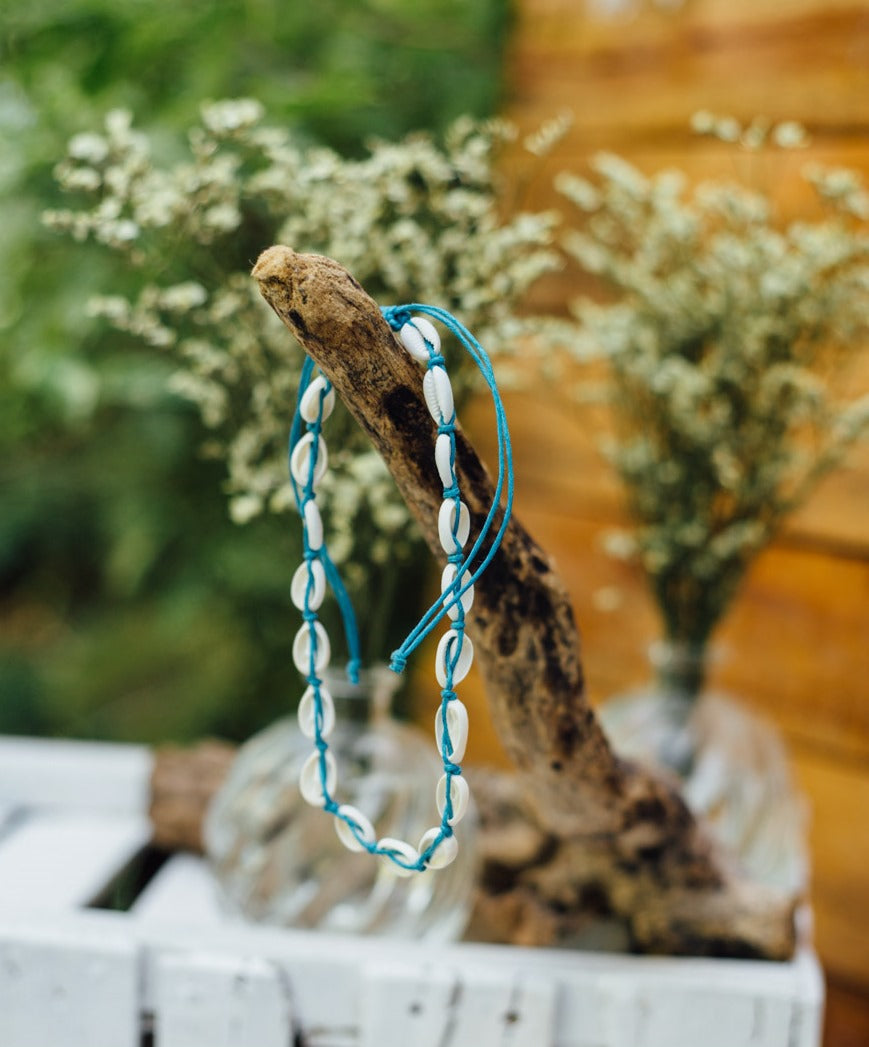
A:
[[249, 245, 797, 960]]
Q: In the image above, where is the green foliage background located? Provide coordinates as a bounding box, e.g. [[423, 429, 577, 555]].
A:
[[0, 0, 510, 742]]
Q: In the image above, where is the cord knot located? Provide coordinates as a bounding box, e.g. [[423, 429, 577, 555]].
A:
[[382, 306, 412, 331], [389, 649, 407, 674]]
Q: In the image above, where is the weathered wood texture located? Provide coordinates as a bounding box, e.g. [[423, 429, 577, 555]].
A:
[[484, 0, 869, 999], [252, 245, 797, 961], [149, 741, 236, 852]]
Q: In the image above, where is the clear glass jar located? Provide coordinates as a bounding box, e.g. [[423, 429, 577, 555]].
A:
[[598, 640, 808, 894], [204, 665, 476, 941]]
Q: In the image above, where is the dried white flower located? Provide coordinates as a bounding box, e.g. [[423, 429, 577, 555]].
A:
[[690, 110, 716, 135], [524, 111, 573, 157], [556, 133, 869, 650], [159, 283, 208, 312], [201, 98, 265, 135], [713, 116, 741, 143], [47, 101, 559, 598], [772, 121, 810, 150], [229, 493, 264, 525], [68, 132, 109, 164]]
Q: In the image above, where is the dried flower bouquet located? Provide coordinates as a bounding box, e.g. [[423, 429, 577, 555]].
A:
[[556, 115, 869, 692]]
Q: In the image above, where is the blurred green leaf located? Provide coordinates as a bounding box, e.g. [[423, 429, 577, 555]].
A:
[[1, 0, 509, 743]]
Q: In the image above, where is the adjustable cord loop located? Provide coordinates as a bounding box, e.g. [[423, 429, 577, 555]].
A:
[[382, 304, 514, 676]]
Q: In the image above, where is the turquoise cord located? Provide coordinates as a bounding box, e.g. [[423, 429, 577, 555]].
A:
[[287, 305, 513, 872], [289, 357, 361, 684], [380, 304, 514, 673]]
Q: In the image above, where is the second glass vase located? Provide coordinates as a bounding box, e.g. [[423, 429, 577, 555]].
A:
[[598, 639, 808, 894]]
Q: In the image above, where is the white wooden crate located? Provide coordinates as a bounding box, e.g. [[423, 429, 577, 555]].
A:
[[0, 736, 824, 1047]]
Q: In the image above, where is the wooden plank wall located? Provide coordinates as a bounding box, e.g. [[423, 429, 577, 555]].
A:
[[434, 0, 869, 1021]]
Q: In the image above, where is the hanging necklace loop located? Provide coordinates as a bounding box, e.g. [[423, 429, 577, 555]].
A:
[[288, 305, 513, 873]]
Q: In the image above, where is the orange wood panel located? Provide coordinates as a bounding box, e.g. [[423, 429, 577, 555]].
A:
[[794, 746, 869, 986], [507, 1, 869, 143], [824, 978, 869, 1047], [478, 0, 869, 1003], [466, 381, 869, 553]]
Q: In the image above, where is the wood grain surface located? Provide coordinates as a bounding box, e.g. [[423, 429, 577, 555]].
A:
[[462, 0, 869, 1015]]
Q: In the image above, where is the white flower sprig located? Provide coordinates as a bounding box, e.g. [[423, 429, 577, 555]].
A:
[[556, 116, 869, 657], [46, 102, 560, 581]]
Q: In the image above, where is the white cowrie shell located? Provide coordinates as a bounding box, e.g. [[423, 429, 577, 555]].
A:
[[299, 750, 336, 807], [434, 697, 469, 763], [290, 432, 328, 488], [435, 631, 474, 689], [292, 621, 330, 674], [440, 564, 474, 620], [412, 316, 441, 354], [418, 827, 458, 869], [304, 501, 324, 551], [335, 804, 376, 852], [291, 559, 326, 611], [377, 837, 419, 877], [299, 375, 335, 423], [435, 433, 454, 489], [297, 684, 335, 739], [399, 322, 430, 364], [438, 499, 470, 554], [422, 366, 454, 424], [436, 773, 470, 825]]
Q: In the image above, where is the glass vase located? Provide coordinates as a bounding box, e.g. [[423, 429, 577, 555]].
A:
[[598, 640, 808, 894], [204, 665, 476, 941]]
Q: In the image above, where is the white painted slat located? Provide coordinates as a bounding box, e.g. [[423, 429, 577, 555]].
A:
[[793, 950, 825, 1047], [0, 802, 19, 837], [0, 810, 151, 912], [0, 912, 138, 1047], [132, 853, 230, 925], [0, 909, 824, 1047], [0, 736, 152, 814], [361, 962, 456, 1047], [556, 951, 825, 1047], [134, 916, 824, 1047], [361, 961, 555, 1047], [153, 950, 290, 1047], [596, 972, 786, 1047]]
